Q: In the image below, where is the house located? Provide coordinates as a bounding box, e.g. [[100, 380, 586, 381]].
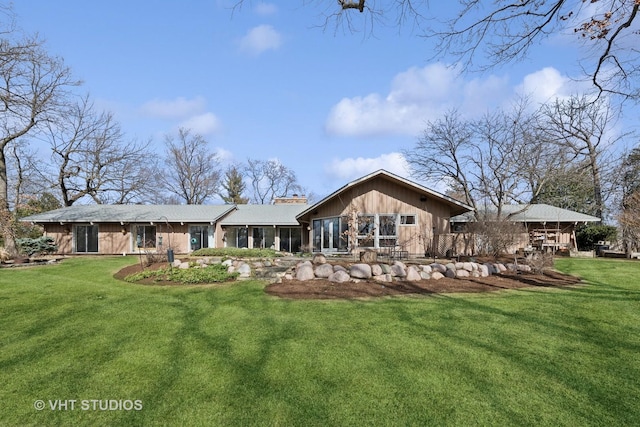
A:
[[22, 170, 474, 256], [450, 203, 602, 252]]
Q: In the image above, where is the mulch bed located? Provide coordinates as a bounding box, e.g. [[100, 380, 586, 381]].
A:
[[115, 262, 582, 299]]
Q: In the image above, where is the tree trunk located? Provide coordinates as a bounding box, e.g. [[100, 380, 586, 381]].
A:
[[0, 149, 18, 256]]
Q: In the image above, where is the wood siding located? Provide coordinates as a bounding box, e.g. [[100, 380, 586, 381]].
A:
[[306, 176, 454, 255]]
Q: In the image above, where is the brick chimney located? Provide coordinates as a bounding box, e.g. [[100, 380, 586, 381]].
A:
[[274, 194, 307, 204]]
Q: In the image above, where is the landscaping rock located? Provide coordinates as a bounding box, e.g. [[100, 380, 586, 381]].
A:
[[237, 263, 252, 278], [390, 263, 406, 277], [329, 270, 351, 283], [445, 268, 456, 278], [479, 264, 490, 277], [380, 264, 392, 274], [373, 274, 392, 283], [420, 271, 431, 280], [371, 264, 383, 276], [431, 272, 444, 280], [430, 263, 446, 273], [456, 269, 470, 278], [350, 263, 372, 279], [296, 264, 315, 281], [179, 262, 190, 269], [314, 263, 334, 278], [312, 253, 327, 264], [406, 266, 421, 281], [334, 265, 348, 273], [420, 265, 432, 274]]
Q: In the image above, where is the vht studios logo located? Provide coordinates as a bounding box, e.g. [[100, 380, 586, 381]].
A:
[[34, 399, 143, 411]]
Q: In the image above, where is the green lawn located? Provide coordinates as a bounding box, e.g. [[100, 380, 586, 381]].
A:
[[1, 257, 639, 426]]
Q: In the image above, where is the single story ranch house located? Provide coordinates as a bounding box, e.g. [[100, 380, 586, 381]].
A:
[[22, 170, 472, 256], [21, 169, 600, 256]]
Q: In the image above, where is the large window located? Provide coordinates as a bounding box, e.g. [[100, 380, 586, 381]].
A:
[[357, 215, 375, 248], [75, 225, 98, 253], [135, 225, 156, 249], [378, 215, 397, 248], [189, 226, 209, 251], [279, 227, 302, 252], [253, 227, 275, 249], [312, 217, 348, 252], [226, 227, 248, 248]]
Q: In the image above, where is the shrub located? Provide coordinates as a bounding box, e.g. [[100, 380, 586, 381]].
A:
[[15, 236, 58, 256], [576, 224, 617, 250], [191, 247, 281, 258], [124, 263, 239, 284], [0, 247, 9, 262]]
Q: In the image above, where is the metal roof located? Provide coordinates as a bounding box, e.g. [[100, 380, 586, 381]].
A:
[[219, 204, 309, 226], [21, 204, 236, 224], [450, 204, 601, 223]]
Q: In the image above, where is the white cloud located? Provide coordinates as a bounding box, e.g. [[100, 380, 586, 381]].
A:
[[254, 3, 277, 15], [178, 112, 222, 135], [515, 67, 571, 103], [238, 25, 283, 56], [324, 63, 587, 138], [325, 152, 411, 182], [139, 96, 207, 119], [215, 147, 234, 163]]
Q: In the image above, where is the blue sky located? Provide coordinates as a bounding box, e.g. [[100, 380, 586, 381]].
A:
[[12, 1, 626, 200]]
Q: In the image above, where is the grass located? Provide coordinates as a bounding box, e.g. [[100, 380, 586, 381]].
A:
[[0, 256, 639, 426]]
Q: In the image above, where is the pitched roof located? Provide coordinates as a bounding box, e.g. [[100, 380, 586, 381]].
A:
[[21, 204, 236, 224], [219, 204, 308, 226], [296, 169, 474, 220], [451, 204, 601, 223]]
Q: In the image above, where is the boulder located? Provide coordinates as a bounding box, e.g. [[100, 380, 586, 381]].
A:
[[463, 262, 474, 272], [312, 253, 327, 264], [329, 270, 351, 283], [296, 264, 315, 281], [431, 272, 444, 280], [373, 274, 392, 283], [390, 263, 407, 277], [406, 266, 422, 281], [334, 265, 348, 273], [380, 264, 392, 274], [445, 268, 456, 278], [314, 263, 334, 278], [420, 271, 431, 280], [420, 265, 432, 274], [371, 264, 383, 276], [456, 269, 470, 278], [479, 264, 490, 277], [430, 263, 446, 273], [350, 263, 372, 279], [237, 263, 252, 278]]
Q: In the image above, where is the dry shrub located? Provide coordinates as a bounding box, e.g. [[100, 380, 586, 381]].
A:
[[467, 217, 526, 257], [0, 247, 9, 262], [524, 252, 555, 274]]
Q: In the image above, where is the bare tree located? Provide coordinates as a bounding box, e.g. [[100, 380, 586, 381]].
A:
[[405, 103, 557, 219], [245, 158, 303, 204], [0, 18, 79, 254], [46, 96, 152, 206], [538, 95, 625, 220], [161, 127, 221, 205]]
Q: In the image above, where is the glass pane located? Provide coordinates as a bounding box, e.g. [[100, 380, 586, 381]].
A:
[[264, 228, 275, 249], [238, 228, 248, 248], [379, 215, 397, 237], [76, 226, 87, 252], [87, 225, 99, 252], [313, 220, 321, 252], [339, 219, 349, 251], [332, 220, 339, 250], [226, 228, 238, 248], [253, 228, 264, 248], [358, 215, 375, 235], [279, 228, 290, 252], [291, 228, 301, 252]]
